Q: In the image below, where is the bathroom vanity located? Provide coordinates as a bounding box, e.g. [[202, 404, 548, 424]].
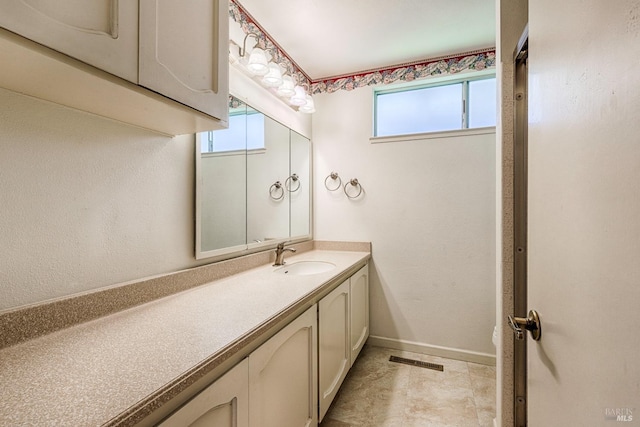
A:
[[0, 243, 370, 427]]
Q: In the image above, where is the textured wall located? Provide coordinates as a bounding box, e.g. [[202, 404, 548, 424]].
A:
[[0, 87, 201, 310], [0, 55, 311, 311], [313, 87, 497, 357]]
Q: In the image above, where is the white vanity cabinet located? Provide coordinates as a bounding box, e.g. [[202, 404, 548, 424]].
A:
[[158, 358, 249, 427], [249, 305, 318, 427], [349, 265, 369, 364], [0, 1, 139, 82], [154, 261, 368, 427], [0, 0, 228, 135], [318, 279, 350, 421], [318, 263, 369, 421]]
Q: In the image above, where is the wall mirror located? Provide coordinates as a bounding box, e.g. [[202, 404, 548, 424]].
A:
[[195, 96, 312, 260]]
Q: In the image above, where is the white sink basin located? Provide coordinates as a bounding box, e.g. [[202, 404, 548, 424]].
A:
[[274, 261, 336, 276]]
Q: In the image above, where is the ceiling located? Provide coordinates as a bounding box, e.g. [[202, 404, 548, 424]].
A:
[[235, 0, 496, 81]]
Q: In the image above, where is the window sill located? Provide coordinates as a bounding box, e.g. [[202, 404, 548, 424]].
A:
[[370, 126, 496, 144], [201, 148, 267, 158]]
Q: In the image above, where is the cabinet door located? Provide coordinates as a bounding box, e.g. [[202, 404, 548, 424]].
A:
[[349, 264, 369, 365], [249, 305, 318, 427], [139, 0, 229, 122], [0, 0, 138, 82], [159, 358, 249, 427], [318, 279, 350, 422]]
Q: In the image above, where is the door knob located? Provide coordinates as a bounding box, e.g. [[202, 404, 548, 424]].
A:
[[507, 310, 541, 341]]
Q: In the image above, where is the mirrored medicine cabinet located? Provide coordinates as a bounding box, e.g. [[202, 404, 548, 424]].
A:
[[195, 96, 311, 260]]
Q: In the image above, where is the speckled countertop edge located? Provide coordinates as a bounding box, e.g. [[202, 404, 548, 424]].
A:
[[0, 241, 371, 427]]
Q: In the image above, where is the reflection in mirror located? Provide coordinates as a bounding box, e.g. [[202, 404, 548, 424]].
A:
[[195, 96, 312, 260], [247, 115, 290, 243], [199, 97, 247, 253], [290, 130, 311, 237]]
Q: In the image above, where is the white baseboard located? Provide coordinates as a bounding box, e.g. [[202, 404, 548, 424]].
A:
[[367, 335, 496, 366]]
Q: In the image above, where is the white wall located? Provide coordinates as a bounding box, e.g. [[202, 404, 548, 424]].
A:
[[0, 87, 206, 311], [313, 86, 497, 357]]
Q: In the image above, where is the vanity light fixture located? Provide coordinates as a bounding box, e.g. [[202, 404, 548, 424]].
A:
[[289, 85, 307, 106], [262, 63, 284, 87], [238, 33, 269, 76], [298, 95, 316, 113], [276, 75, 296, 97], [234, 31, 315, 113], [238, 32, 258, 57], [247, 48, 269, 75]]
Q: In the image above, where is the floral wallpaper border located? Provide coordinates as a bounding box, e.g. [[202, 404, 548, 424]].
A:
[[230, 0, 495, 96], [310, 50, 496, 94]]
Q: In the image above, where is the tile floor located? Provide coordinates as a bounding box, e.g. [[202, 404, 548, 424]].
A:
[[319, 345, 496, 427]]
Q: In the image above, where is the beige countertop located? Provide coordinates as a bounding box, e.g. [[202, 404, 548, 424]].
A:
[[0, 249, 370, 427]]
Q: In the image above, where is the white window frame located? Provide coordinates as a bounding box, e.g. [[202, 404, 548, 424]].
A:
[[372, 70, 496, 139]]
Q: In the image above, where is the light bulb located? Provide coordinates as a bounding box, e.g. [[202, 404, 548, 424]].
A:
[[289, 86, 307, 106], [247, 48, 269, 76], [276, 75, 296, 97], [299, 95, 316, 113], [262, 63, 283, 87]]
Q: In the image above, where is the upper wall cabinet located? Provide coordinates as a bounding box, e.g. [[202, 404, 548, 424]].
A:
[[0, 0, 139, 82], [139, 0, 228, 121], [0, 0, 228, 135]]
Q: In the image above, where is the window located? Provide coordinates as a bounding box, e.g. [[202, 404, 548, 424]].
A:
[[374, 76, 496, 137], [468, 78, 497, 128]]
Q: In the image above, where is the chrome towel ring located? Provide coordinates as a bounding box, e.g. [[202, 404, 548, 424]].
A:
[[324, 172, 342, 191], [344, 178, 363, 199], [269, 181, 285, 200], [285, 173, 300, 192]]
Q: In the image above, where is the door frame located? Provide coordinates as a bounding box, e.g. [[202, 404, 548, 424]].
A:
[[513, 26, 529, 427]]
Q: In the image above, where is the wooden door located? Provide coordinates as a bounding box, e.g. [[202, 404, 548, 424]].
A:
[[526, 1, 640, 425]]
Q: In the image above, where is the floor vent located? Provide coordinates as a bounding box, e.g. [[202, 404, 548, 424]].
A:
[[389, 356, 444, 371]]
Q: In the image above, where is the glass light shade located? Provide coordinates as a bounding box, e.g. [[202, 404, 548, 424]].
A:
[[262, 63, 283, 87], [247, 48, 269, 75], [276, 75, 296, 97], [289, 86, 307, 106], [298, 95, 316, 113]]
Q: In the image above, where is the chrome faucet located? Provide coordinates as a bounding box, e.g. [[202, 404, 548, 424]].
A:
[[273, 242, 296, 266]]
